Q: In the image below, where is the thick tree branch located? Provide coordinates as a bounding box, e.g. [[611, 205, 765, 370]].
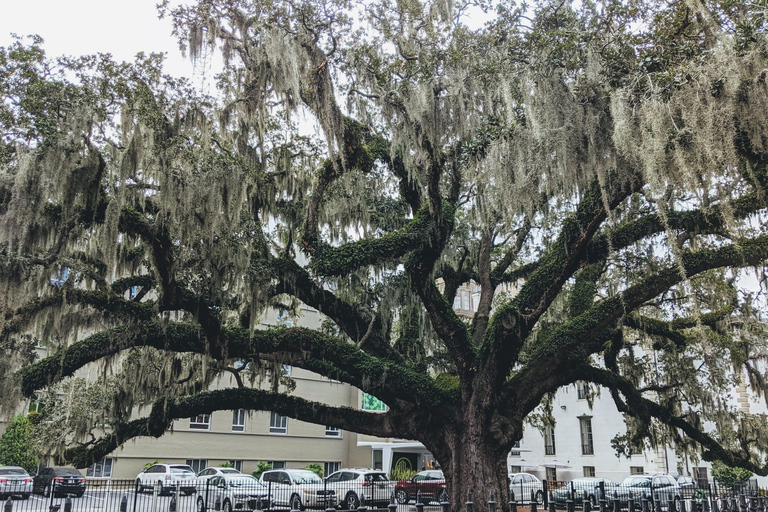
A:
[[268, 257, 403, 363], [16, 323, 450, 410], [63, 388, 400, 468], [583, 366, 768, 475]]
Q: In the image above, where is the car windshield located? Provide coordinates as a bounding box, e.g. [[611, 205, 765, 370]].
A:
[[291, 471, 322, 484], [0, 469, 27, 476], [621, 478, 651, 487], [171, 466, 195, 474], [228, 477, 260, 487]]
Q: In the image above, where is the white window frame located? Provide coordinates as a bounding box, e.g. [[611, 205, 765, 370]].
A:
[[232, 409, 246, 432], [324, 462, 340, 476], [583, 466, 596, 478], [325, 426, 341, 437], [269, 412, 287, 434], [186, 459, 207, 474], [190, 414, 211, 430], [86, 457, 114, 478]]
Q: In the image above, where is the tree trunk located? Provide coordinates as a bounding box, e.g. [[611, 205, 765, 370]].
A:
[[430, 400, 519, 512]]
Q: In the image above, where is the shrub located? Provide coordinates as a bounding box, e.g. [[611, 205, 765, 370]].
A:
[[0, 415, 38, 473], [305, 464, 324, 478], [252, 461, 272, 479]]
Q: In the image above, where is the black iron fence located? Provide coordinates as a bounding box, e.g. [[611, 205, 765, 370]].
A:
[[1, 478, 766, 512]]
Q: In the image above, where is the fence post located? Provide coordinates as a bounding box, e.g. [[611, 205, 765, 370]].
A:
[[389, 493, 398, 512], [549, 492, 556, 512], [489, 491, 497, 512], [584, 498, 592, 512], [152, 481, 161, 512], [641, 496, 649, 512], [358, 495, 368, 512], [612, 491, 620, 512], [530, 491, 536, 512], [465, 490, 474, 512], [120, 494, 128, 512], [543, 481, 548, 510], [416, 491, 425, 512], [49, 479, 56, 509], [567, 490, 574, 512], [63, 497, 72, 512], [440, 489, 451, 512], [628, 493, 634, 512], [133, 478, 140, 512], [4, 497, 12, 512]]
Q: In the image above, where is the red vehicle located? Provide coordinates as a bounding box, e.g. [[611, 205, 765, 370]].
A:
[[394, 470, 446, 504]]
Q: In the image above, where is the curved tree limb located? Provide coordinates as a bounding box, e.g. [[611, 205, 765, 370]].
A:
[[63, 387, 401, 469], [16, 323, 451, 410]]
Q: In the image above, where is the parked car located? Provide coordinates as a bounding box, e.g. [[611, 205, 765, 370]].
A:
[[552, 478, 618, 508], [614, 474, 681, 511], [32, 467, 86, 498], [394, 470, 446, 504], [196, 474, 271, 512], [259, 469, 336, 510], [198, 468, 243, 491], [324, 468, 392, 509], [509, 473, 544, 504], [0, 466, 33, 499], [136, 464, 197, 495]]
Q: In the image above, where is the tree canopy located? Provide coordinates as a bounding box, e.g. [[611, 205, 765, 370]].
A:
[[2, 0, 768, 505]]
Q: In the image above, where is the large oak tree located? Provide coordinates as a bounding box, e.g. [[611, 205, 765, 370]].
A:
[[3, 0, 768, 507]]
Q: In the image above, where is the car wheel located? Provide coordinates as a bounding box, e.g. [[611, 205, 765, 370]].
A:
[[345, 492, 360, 510], [395, 489, 409, 505], [197, 497, 206, 512], [223, 500, 233, 512], [536, 491, 544, 505], [290, 494, 304, 511]]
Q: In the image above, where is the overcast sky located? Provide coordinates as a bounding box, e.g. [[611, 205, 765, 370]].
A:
[[0, 0, 197, 79]]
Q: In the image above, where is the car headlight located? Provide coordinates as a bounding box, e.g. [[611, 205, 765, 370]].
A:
[[303, 490, 316, 495]]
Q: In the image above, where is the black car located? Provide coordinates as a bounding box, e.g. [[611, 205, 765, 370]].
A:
[[33, 467, 86, 498]]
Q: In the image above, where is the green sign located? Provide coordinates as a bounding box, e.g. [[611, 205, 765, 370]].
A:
[[361, 393, 387, 411]]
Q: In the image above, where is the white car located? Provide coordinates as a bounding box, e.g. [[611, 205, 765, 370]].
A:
[[196, 475, 271, 512], [198, 468, 243, 491], [136, 464, 197, 495], [324, 468, 392, 509], [509, 473, 544, 504], [259, 469, 336, 510], [0, 466, 33, 499]]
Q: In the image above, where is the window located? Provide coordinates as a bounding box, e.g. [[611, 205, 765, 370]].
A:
[[583, 467, 596, 478], [694, 467, 708, 487], [509, 466, 521, 473], [630, 467, 644, 475], [325, 462, 340, 476], [186, 459, 207, 474], [544, 426, 556, 455], [579, 417, 594, 455], [86, 458, 114, 478], [546, 467, 557, 483], [229, 460, 243, 472], [577, 381, 589, 400], [269, 461, 286, 469], [511, 440, 521, 457], [232, 409, 245, 432], [269, 412, 287, 434], [282, 364, 292, 376], [372, 449, 383, 470], [361, 393, 387, 412], [325, 426, 341, 437], [190, 414, 211, 430]]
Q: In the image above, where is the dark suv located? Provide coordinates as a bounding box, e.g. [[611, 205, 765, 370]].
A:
[[33, 467, 86, 498]]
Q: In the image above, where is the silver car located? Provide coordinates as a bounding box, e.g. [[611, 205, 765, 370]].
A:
[[260, 469, 336, 510], [0, 466, 33, 499], [197, 475, 271, 512]]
